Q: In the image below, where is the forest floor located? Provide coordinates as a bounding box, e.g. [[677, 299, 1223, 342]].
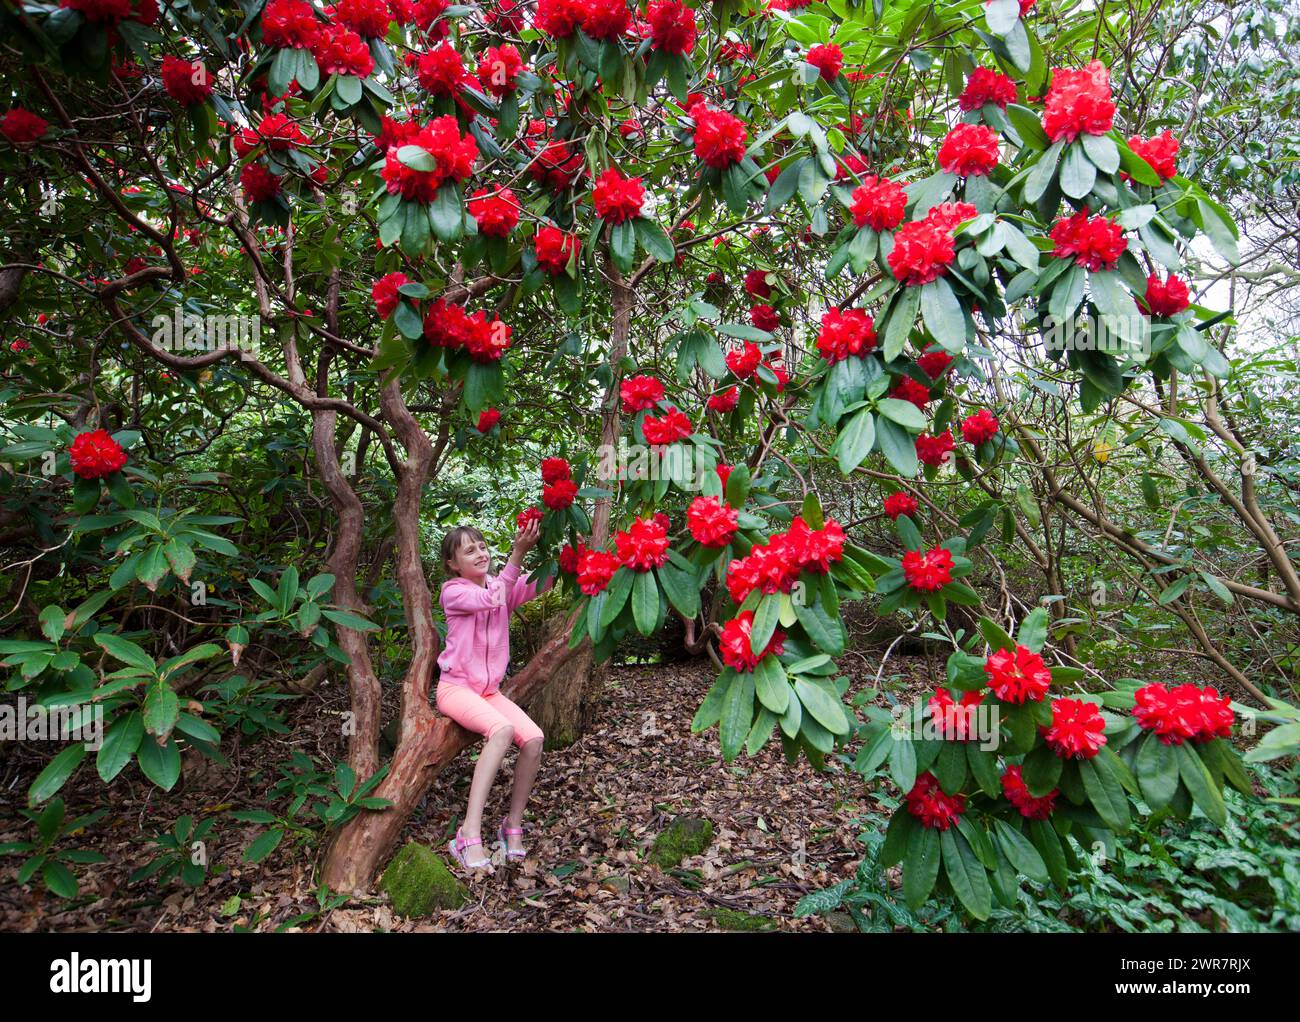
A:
[[1, 647, 950, 933]]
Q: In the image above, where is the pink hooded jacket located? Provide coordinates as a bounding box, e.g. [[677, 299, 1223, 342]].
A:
[[436, 561, 555, 695]]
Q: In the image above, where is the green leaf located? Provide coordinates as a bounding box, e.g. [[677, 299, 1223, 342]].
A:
[[753, 656, 790, 715], [1015, 608, 1049, 652], [633, 218, 675, 262], [97, 711, 144, 783], [143, 681, 180, 740], [321, 608, 381, 632], [834, 408, 875, 474], [1080, 754, 1130, 832], [902, 825, 941, 909], [656, 562, 700, 618], [941, 827, 992, 920], [1022, 742, 1063, 796], [1176, 741, 1226, 828], [136, 736, 182, 791], [720, 671, 755, 761], [94, 633, 155, 672], [875, 416, 919, 476], [919, 277, 965, 352], [992, 819, 1049, 884], [631, 569, 658, 637], [1135, 731, 1179, 810], [243, 828, 286, 864], [881, 286, 921, 362], [29, 744, 86, 805], [1059, 142, 1097, 199], [600, 567, 635, 628], [750, 593, 782, 655], [793, 676, 850, 735], [877, 398, 927, 432]]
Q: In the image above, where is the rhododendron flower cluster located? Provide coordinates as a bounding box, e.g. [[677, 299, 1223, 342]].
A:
[[961, 409, 1000, 446], [332, 0, 391, 35], [725, 517, 846, 603], [915, 430, 955, 467], [959, 67, 1017, 111], [850, 175, 908, 231], [262, 0, 321, 48], [642, 406, 692, 446], [725, 341, 763, 379], [708, 386, 740, 413], [592, 168, 645, 223], [421, 297, 512, 362], [692, 106, 748, 169], [1139, 272, 1190, 317], [891, 376, 932, 410], [1041, 60, 1116, 142], [70, 429, 128, 479], [477, 44, 524, 96], [417, 43, 468, 97], [1001, 765, 1058, 820], [937, 123, 1001, 176], [468, 186, 521, 237], [902, 545, 954, 592], [381, 117, 477, 201], [476, 407, 500, 432], [917, 346, 954, 379], [516, 507, 543, 530], [541, 456, 578, 510], [313, 22, 375, 77], [720, 610, 785, 671], [241, 163, 283, 203], [647, 0, 697, 54], [558, 539, 588, 574], [576, 548, 620, 593], [615, 516, 670, 571], [161, 56, 213, 106], [1127, 129, 1179, 183], [816, 307, 876, 363], [743, 269, 773, 298], [806, 43, 844, 81], [687, 496, 739, 548], [906, 772, 965, 830], [884, 492, 918, 521], [984, 644, 1051, 703], [1049, 211, 1126, 271], [526, 138, 587, 193], [929, 688, 984, 741], [749, 304, 779, 332], [1133, 683, 1234, 744], [887, 219, 956, 286], [1044, 697, 1108, 759], [256, 112, 308, 150], [1, 108, 50, 144], [923, 201, 978, 234], [371, 272, 409, 319], [581, 0, 631, 38], [620, 375, 665, 413], [534, 224, 581, 274]]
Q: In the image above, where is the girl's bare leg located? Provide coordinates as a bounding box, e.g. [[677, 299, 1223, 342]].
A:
[[504, 737, 543, 855], [460, 725, 514, 865]]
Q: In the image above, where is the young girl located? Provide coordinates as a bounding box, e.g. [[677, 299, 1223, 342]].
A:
[[436, 519, 555, 872]]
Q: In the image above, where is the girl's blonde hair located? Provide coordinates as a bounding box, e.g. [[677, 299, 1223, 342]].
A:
[[440, 525, 488, 578]]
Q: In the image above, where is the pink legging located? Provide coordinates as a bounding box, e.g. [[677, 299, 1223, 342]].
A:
[[435, 680, 545, 749]]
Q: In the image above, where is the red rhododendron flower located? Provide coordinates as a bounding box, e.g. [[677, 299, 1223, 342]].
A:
[[534, 0, 584, 37], [412, 0, 453, 35], [1041, 60, 1116, 143], [161, 56, 213, 106], [241, 162, 283, 202], [938, 123, 1000, 176], [917, 346, 954, 380], [959, 67, 1017, 111], [525, 138, 587, 193], [884, 492, 918, 521], [726, 341, 763, 379], [716, 463, 733, 491], [558, 539, 588, 574], [69, 429, 128, 479], [834, 153, 870, 183], [262, 0, 321, 47], [619, 117, 643, 138], [888, 220, 956, 286], [581, 0, 630, 38], [786, 516, 846, 573], [647, 0, 696, 54], [484, 0, 526, 32], [592, 167, 645, 224], [517, 507, 543, 529], [708, 386, 740, 413], [725, 539, 800, 605], [257, 112, 308, 150], [541, 456, 571, 484], [417, 43, 468, 97], [381, 116, 477, 201], [902, 545, 954, 592], [468, 186, 521, 237], [576, 548, 619, 594], [642, 406, 692, 445], [543, 478, 578, 510], [688, 495, 739, 547], [719, 610, 785, 672], [750, 304, 779, 332], [372, 272, 409, 319], [10, 339, 32, 353], [1, 108, 50, 145], [806, 43, 843, 81], [334, 0, 391, 35], [961, 409, 1000, 445], [743, 268, 772, 298], [929, 688, 985, 741], [1138, 272, 1190, 317], [460, 310, 512, 363], [1126, 129, 1179, 183], [1049, 210, 1126, 271], [1133, 682, 1233, 745], [850, 175, 908, 231], [1044, 697, 1108, 759], [1001, 764, 1058, 820], [621, 375, 665, 413], [313, 22, 375, 77], [718, 39, 751, 61], [923, 201, 979, 234], [477, 43, 524, 97], [891, 376, 932, 410], [905, 772, 965, 830], [984, 644, 1051, 703], [423, 297, 474, 348], [534, 224, 581, 274], [476, 407, 500, 432], [374, 115, 421, 154], [615, 516, 670, 571], [915, 430, 955, 467], [692, 106, 748, 169], [60, 0, 131, 22], [816, 307, 877, 364]]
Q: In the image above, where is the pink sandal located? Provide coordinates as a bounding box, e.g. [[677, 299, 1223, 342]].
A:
[[499, 816, 528, 861], [448, 828, 493, 871]]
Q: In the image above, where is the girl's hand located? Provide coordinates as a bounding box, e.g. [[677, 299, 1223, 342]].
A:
[[511, 519, 541, 559]]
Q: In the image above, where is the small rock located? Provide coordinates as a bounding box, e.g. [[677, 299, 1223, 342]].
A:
[[379, 842, 467, 917], [648, 815, 714, 869]]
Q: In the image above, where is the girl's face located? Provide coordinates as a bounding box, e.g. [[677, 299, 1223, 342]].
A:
[[447, 533, 490, 584]]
